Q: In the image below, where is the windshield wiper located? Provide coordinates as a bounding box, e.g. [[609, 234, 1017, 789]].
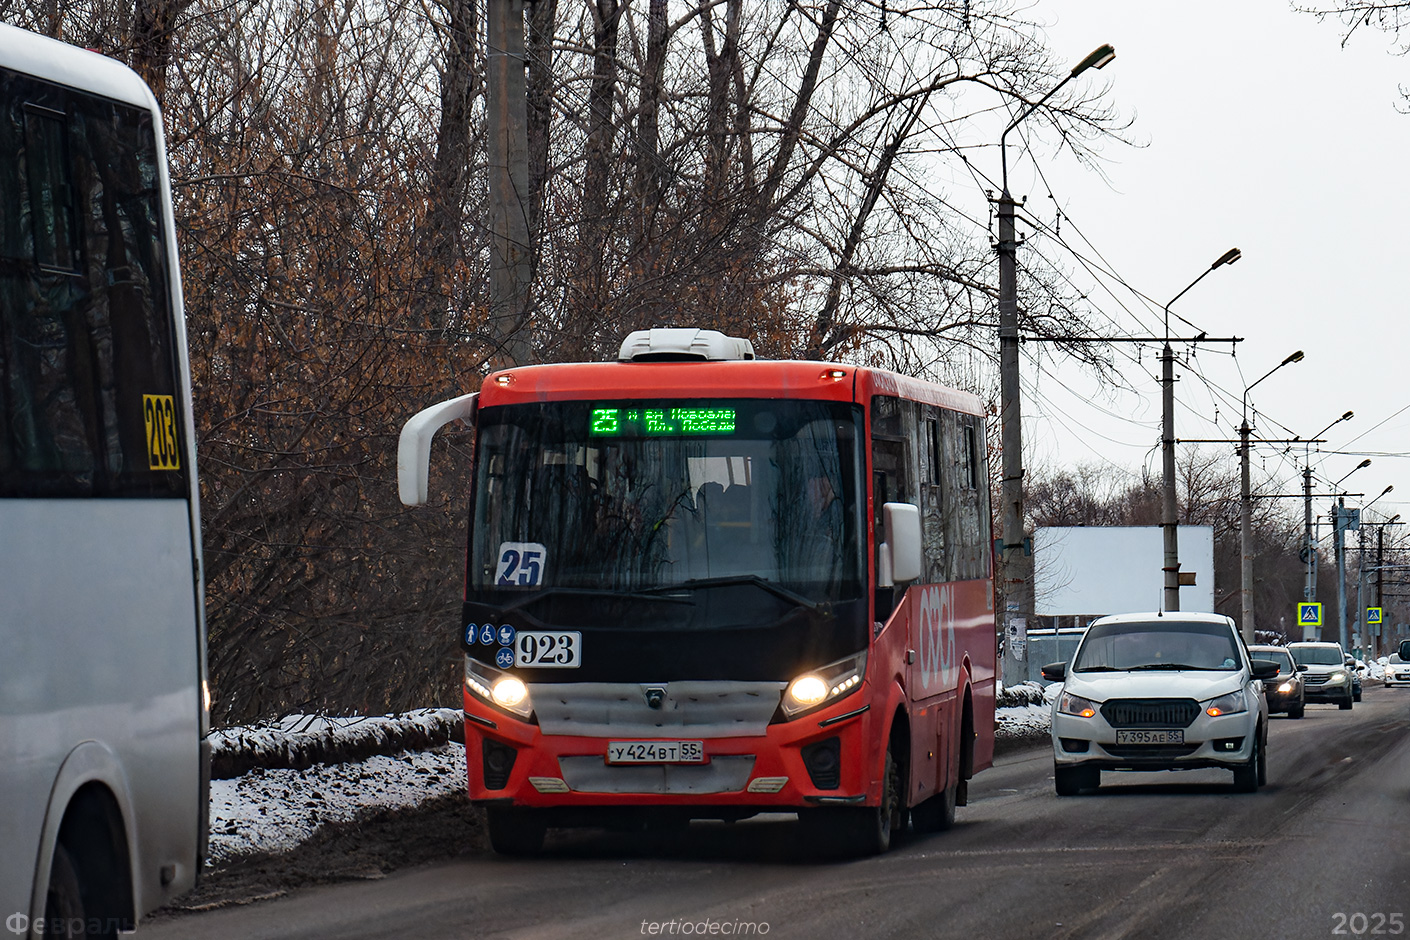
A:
[[496, 586, 696, 612], [641, 575, 820, 610], [1074, 665, 1123, 672]]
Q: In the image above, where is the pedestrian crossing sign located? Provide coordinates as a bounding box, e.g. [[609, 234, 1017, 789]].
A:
[[1298, 602, 1322, 627], [1368, 607, 1383, 625]]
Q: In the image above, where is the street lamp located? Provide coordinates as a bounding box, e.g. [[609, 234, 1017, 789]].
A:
[[1331, 458, 1372, 647], [1334, 459, 1372, 494], [995, 43, 1114, 674], [1160, 248, 1242, 613], [1238, 350, 1305, 643], [1301, 410, 1355, 608]]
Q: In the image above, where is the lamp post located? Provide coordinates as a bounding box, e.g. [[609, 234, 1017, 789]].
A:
[[1237, 350, 1304, 643], [996, 43, 1114, 676], [1303, 411, 1354, 611], [1160, 248, 1242, 612], [1333, 459, 1372, 647]]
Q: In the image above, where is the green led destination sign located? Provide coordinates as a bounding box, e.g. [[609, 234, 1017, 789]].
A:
[[590, 406, 736, 436]]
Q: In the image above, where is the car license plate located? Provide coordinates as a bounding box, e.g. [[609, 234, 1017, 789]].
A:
[[1115, 730, 1184, 745], [606, 741, 705, 764]]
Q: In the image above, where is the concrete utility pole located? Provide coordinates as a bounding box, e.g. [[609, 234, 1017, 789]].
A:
[[1336, 498, 1347, 653], [1160, 248, 1242, 613], [1302, 411, 1353, 618], [1237, 350, 1303, 644], [1376, 517, 1401, 654], [1303, 465, 1315, 606], [1354, 487, 1393, 654], [994, 43, 1113, 683], [1328, 460, 1371, 643], [487, 0, 533, 367]]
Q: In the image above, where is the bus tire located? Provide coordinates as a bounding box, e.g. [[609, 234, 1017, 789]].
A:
[[486, 807, 546, 857], [45, 843, 87, 939], [800, 743, 901, 857]]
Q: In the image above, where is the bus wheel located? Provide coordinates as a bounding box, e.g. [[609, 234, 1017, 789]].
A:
[[802, 744, 900, 857], [45, 843, 87, 938], [486, 807, 546, 857]]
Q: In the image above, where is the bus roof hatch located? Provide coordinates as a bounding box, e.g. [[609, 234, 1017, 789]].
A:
[[617, 328, 756, 362]]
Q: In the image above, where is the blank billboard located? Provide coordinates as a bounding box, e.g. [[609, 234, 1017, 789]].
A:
[[1033, 525, 1215, 616]]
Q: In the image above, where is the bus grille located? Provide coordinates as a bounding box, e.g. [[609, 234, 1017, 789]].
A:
[[1100, 699, 1199, 729], [531, 681, 786, 738]]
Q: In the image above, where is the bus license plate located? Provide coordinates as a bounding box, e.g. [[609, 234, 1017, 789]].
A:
[[1115, 730, 1184, 745], [606, 741, 706, 764]]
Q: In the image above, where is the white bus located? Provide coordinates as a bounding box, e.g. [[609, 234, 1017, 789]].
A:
[[0, 24, 208, 939]]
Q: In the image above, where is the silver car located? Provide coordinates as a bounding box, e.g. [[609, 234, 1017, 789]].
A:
[[1288, 641, 1354, 709], [1042, 612, 1277, 795]]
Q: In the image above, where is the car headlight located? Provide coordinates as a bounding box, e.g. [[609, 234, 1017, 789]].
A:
[[1277, 681, 1295, 693], [781, 651, 866, 719], [1328, 670, 1348, 685], [465, 656, 534, 719], [1057, 691, 1098, 718], [1203, 690, 1247, 717]]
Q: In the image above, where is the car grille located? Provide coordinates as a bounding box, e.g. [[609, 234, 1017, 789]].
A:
[[1303, 674, 1330, 687], [1100, 698, 1200, 729], [1104, 744, 1199, 759]]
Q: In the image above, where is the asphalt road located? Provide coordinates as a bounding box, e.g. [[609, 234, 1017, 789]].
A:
[[145, 686, 1410, 940]]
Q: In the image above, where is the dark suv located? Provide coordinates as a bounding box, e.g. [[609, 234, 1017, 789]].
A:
[[1249, 645, 1304, 718], [1288, 641, 1353, 710]]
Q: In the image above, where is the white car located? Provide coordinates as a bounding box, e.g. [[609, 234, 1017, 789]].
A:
[[1386, 654, 1410, 688], [1042, 612, 1277, 795]]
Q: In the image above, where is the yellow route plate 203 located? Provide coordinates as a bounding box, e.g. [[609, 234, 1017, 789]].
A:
[[143, 394, 180, 470]]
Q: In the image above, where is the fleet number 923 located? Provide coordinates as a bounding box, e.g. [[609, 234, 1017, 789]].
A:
[[1332, 913, 1405, 935]]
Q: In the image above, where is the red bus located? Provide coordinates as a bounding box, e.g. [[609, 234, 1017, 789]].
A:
[[398, 328, 995, 856]]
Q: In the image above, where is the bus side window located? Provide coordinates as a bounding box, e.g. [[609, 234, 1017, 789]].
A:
[[922, 412, 947, 583]]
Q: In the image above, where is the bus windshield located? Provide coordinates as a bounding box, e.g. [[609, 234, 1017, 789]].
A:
[[470, 399, 865, 604]]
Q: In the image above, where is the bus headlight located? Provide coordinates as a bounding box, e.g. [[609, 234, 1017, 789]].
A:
[[782, 652, 866, 719], [465, 657, 534, 719]]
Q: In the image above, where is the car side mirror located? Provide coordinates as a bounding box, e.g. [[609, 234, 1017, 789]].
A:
[[1296, 663, 1307, 672], [1040, 662, 1067, 682], [1250, 659, 1280, 680]]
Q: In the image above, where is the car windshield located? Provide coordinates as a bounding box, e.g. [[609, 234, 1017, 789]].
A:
[[1290, 646, 1344, 666], [1252, 648, 1294, 674], [1072, 620, 1242, 673], [469, 398, 867, 604]]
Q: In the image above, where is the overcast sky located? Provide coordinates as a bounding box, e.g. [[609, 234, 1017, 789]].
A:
[[974, 0, 1410, 527]]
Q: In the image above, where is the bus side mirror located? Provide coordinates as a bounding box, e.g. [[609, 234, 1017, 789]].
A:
[[879, 502, 922, 587], [1400, 639, 1410, 661], [397, 392, 478, 506]]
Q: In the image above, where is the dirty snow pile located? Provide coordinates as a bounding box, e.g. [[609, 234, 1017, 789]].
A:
[[994, 680, 1059, 739], [207, 711, 467, 864], [207, 692, 1057, 865], [209, 708, 463, 779]]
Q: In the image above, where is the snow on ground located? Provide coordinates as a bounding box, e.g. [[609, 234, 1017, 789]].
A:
[[208, 744, 467, 864], [207, 688, 1058, 866]]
